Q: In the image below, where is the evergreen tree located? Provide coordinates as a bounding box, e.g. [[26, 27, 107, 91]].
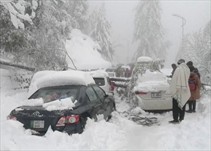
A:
[[0, 0, 40, 29], [63, 0, 88, 31], [176, 21, 211, 84], [0, 0, 89, 71], [201, 21, 211, 72], [133, 0, 167, 60], [0, 0, 69, 71], [89, 4, 113, 61]]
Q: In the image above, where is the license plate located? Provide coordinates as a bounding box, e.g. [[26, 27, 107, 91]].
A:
[[30, 120, 45, 128], [151, 92, 162, 98]]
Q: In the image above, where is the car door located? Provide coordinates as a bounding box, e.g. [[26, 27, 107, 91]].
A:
[[92, 85, 112, 119], [85, 86, 104, 120]]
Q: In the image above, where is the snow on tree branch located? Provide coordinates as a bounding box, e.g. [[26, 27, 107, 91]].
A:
[[0, 0, 39, 29]]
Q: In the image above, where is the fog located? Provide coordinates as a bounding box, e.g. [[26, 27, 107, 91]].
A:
[[89, 0, 211, 67]]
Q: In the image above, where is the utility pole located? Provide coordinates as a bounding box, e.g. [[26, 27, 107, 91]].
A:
[[172, 14, 186, 51]]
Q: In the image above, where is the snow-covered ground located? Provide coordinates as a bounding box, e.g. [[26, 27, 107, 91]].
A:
[[0, 68, 210, 150]]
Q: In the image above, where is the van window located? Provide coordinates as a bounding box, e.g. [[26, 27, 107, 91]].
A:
[[93, 78, 105, 86]]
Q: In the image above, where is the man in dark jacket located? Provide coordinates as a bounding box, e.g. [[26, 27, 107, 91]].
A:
[[187, 61, 201, 78], [170, 63, 177, 78]]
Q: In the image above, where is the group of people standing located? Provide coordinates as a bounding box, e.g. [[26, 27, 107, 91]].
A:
[[169, 59, 201, 124]]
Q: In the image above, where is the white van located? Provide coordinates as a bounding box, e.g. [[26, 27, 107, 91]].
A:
[[89, 70, 113, 95]]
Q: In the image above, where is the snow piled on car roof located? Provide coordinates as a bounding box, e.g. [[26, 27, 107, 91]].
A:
[[133, 70, 170, 92], [28, 70, 95, 97], [137, 56, 153, 62], [88, 70, 109, 78]]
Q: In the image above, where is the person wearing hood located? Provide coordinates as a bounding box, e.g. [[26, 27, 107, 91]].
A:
[[169, 59, 191, 124], [186, 69, 201, 113], [186, 61, 201, 79]]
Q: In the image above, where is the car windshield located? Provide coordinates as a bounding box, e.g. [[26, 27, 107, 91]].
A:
[[93, 78, 105, 86], [29, 86, 80, 104]]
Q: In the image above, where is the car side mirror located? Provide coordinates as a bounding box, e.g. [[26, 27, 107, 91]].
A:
[[104, 95, 110, 103], [104, 94, 109, 98]]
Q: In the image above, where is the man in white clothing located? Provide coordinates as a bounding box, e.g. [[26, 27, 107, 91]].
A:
[[169, 59, 191, 124]]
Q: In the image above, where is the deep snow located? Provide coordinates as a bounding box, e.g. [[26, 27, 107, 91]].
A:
[[0, 68, 210, 150], [0, 28, 210, 150]]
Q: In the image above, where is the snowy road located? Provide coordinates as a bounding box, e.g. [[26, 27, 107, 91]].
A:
[[1, 87, 210, 150]]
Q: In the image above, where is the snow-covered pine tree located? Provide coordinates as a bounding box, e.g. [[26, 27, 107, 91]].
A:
[[63, 0, 88, 31], [0, 0, 41, 55], [199, 21, 211, 83], [26, 0, 70, 71], [88, 4, 113, 61], [0, 0, 40, 29], [176, 32, 202, 65], [201, 21, 211, 67], [176, 21, 211, 84], [133, 0, 167, 60]]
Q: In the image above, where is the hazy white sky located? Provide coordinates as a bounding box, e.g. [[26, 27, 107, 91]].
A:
[[89, 0, 211, 66]]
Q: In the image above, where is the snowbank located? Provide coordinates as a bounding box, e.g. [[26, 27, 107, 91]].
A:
[[88, 69, 109, 78], [1, 69, 210, 150]]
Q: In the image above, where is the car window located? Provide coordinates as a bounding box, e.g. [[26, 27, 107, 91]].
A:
[[92, 86, 105, 101], [93, 78, 105, 86], [29, 86, 79, 104], [86, 87, 99, 102]]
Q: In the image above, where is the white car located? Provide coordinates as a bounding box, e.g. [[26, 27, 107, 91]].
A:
[[129, 56, 172, 111], [89, 70, 114, 95]]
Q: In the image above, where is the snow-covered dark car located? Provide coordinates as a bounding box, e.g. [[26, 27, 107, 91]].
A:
[[7, 70, 116, 136]]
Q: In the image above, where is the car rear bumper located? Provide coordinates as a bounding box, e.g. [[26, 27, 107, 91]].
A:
[[136, 95, 172, 110], [24, 123, 84, 136]]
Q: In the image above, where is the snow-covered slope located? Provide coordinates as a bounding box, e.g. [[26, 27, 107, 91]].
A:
[[65, 29, 111, 70]]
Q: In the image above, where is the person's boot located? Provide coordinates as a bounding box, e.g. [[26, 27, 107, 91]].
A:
[[188, 101, 192, 112], [187, 102, 193, 113], [169, 120, 180, 124], [193, 101, 196, 112]]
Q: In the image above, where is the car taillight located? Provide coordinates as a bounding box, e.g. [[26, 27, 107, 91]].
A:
[[56, 115, 80, 127], [7, 115, 17, 120], [135, 91, 148, 95], [66, 115, 80, 124], [56, 117, 66, 126]]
